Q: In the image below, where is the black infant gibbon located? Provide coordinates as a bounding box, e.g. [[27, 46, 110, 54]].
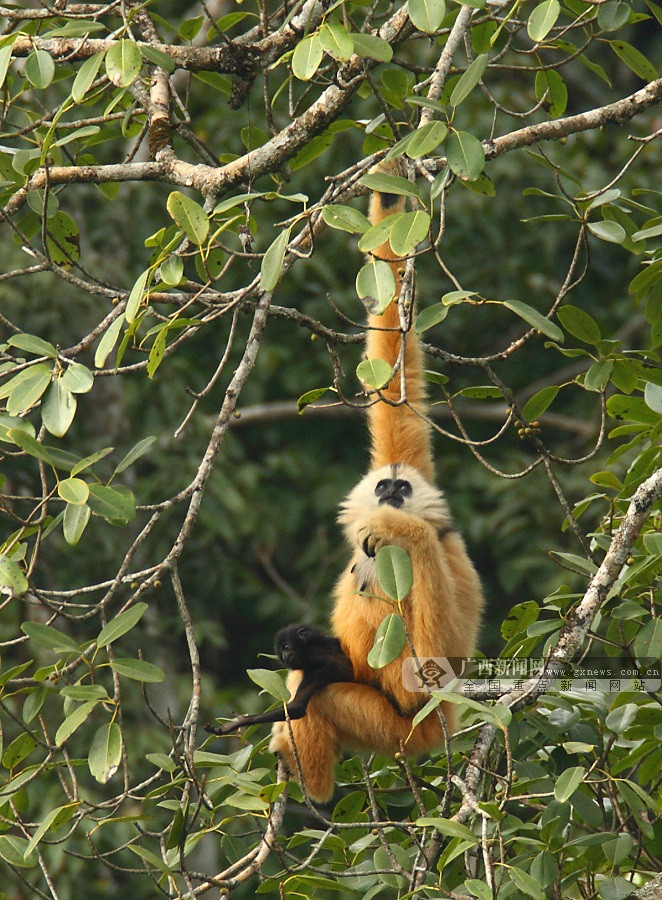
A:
[[269, 163, 485, 802], [205, 624, 354, 735]]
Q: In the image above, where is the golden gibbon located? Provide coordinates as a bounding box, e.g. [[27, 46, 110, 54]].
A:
[[205, 624, 353, 734], [269, 166, 485, 802]]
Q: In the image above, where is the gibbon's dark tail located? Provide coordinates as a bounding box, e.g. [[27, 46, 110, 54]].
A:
[[365, 167, 434, 483]]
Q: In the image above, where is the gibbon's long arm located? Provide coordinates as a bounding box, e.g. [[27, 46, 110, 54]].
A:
[[206, 624, 354, 736], [366, 172, 434, 482]]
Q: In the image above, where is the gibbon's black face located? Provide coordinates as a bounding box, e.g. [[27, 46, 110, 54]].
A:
[[374, 477, 412, 509], [275, 625, 312, 668]]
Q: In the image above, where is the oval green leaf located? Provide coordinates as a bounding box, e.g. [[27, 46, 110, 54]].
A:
[[63, 502, 91, 545], [587, 220, 626, 244], [5, 363, 52, 416], [247, 667, 290, 702], [450, 54, 488, 107], [321, 204, 370, 234], [367, 613, 407, 668], [96, 603, 148, 647], [61, 362, 94, 394], [0, 554, 29, 598], [409, 0, 446, 33], [415, 303, 450, 333], [89, 722, 122, 784], [58, 477, 89, 505], [110, 658, 166, 683], [390, 211, 430, 256], [356, 260, 396, 314], [320, 22, 354, 61], [166, 191, 209, 246], [503, 300, 564, 342], [41, 380, 77, 437], [356, 358, 392, 390], [554, 765, 585, 802], [87, 483, 135, 523], [446, 131, 485, 181], [7, 333, 57, 358], [72, 51, 105, 102], [260, 226, 291, 292], [557, 305, 601, 344], [105, 39, 142, 88], [406, 121, 448, 159], [350, 33, 393, 62], [55, 700, 99, 747], [25, 49, 55, 88], [292, 33, 323, 81], [522, 385, 559, 420], [375, 545, 413, 601], [527, 0, 560, 43]]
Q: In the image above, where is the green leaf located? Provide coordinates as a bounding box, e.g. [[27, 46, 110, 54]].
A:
[[260, 227, 291, 292], [247, 667, 290, 701], [105, 39, 142, 87], [24, 804, 78, 859], [297, 386, 333, 413], [442, 290, 477, 305], [503, 300, 564, 341], [510, 866, 546, 899], [588, 220, 626, 243], [357, 215, 400, 253], [607, 394, 659, 424], [0, 553, 28, 598], [61, 363, 94, 394], [110, 658, 166, 682], [0, 42, 15, 91], [146, 752, 176, 772], [500, 600, 539, 639], [405, 121, 448, 159], [415, 303, 450, 333], [94, 315, 124, 368], [417, 818, 478, 842], [7, 428, 77, 470], [450, 54, 488, 107], [321, 204, 370, 234], [87, 483, 135, 523], [376, 545, 413, 600], [25, 49, 55, 88], [633, 618, 662, 660], [2, 732, 36, 768], [554, 765, 586, 801], [0, 835, 38, 868], [113, 435, 157, 475], [320, 22, 353, 60], [458, 386, 502, 398], [63, 502, 91, 545], [356, 358, 393, 390], [409, 0, 446, 33], [160, 255, 184, 285], [58, 477, 89, 505], [7, 333, 57, 358], [527, 0, 560, 43], [166, 191, 209, 246], [4, 363, 52, 416], [55, 700, 99, 746], [88, 723, 122, 784], [61, 684, 108, 701], [608, 40, 658, 82], [96, 603, 148, 647], [446, 131, 485, 181], [356, 260, 396, 314], [598, 1, 630, 30], [389, 211, 430, 256], [522, 385, 559, 420], [350, 33, 393, 62], [71, 447, 113, 477], [367, 613, 407, 668], [72, 51, 105, 102], [584, 360, 614, 391], [644, 382, 662, 414], [535, 69, 568, 117], [359, 173, 419, 198], [41, 380, 77, 437], [292, 33, 323, 81]]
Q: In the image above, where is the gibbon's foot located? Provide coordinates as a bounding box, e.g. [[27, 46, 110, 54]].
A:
[[357, 523, 387, 558]]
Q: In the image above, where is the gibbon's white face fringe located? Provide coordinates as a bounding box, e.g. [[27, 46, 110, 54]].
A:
[[338, 463, 450, 530]]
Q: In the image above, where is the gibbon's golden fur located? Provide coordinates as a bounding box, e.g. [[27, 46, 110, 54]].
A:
[[270, 167, 484, 802]]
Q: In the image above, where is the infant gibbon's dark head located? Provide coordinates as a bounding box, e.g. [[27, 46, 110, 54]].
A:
[[338, 463, 450, 529], [275, 624, 339, 670]]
